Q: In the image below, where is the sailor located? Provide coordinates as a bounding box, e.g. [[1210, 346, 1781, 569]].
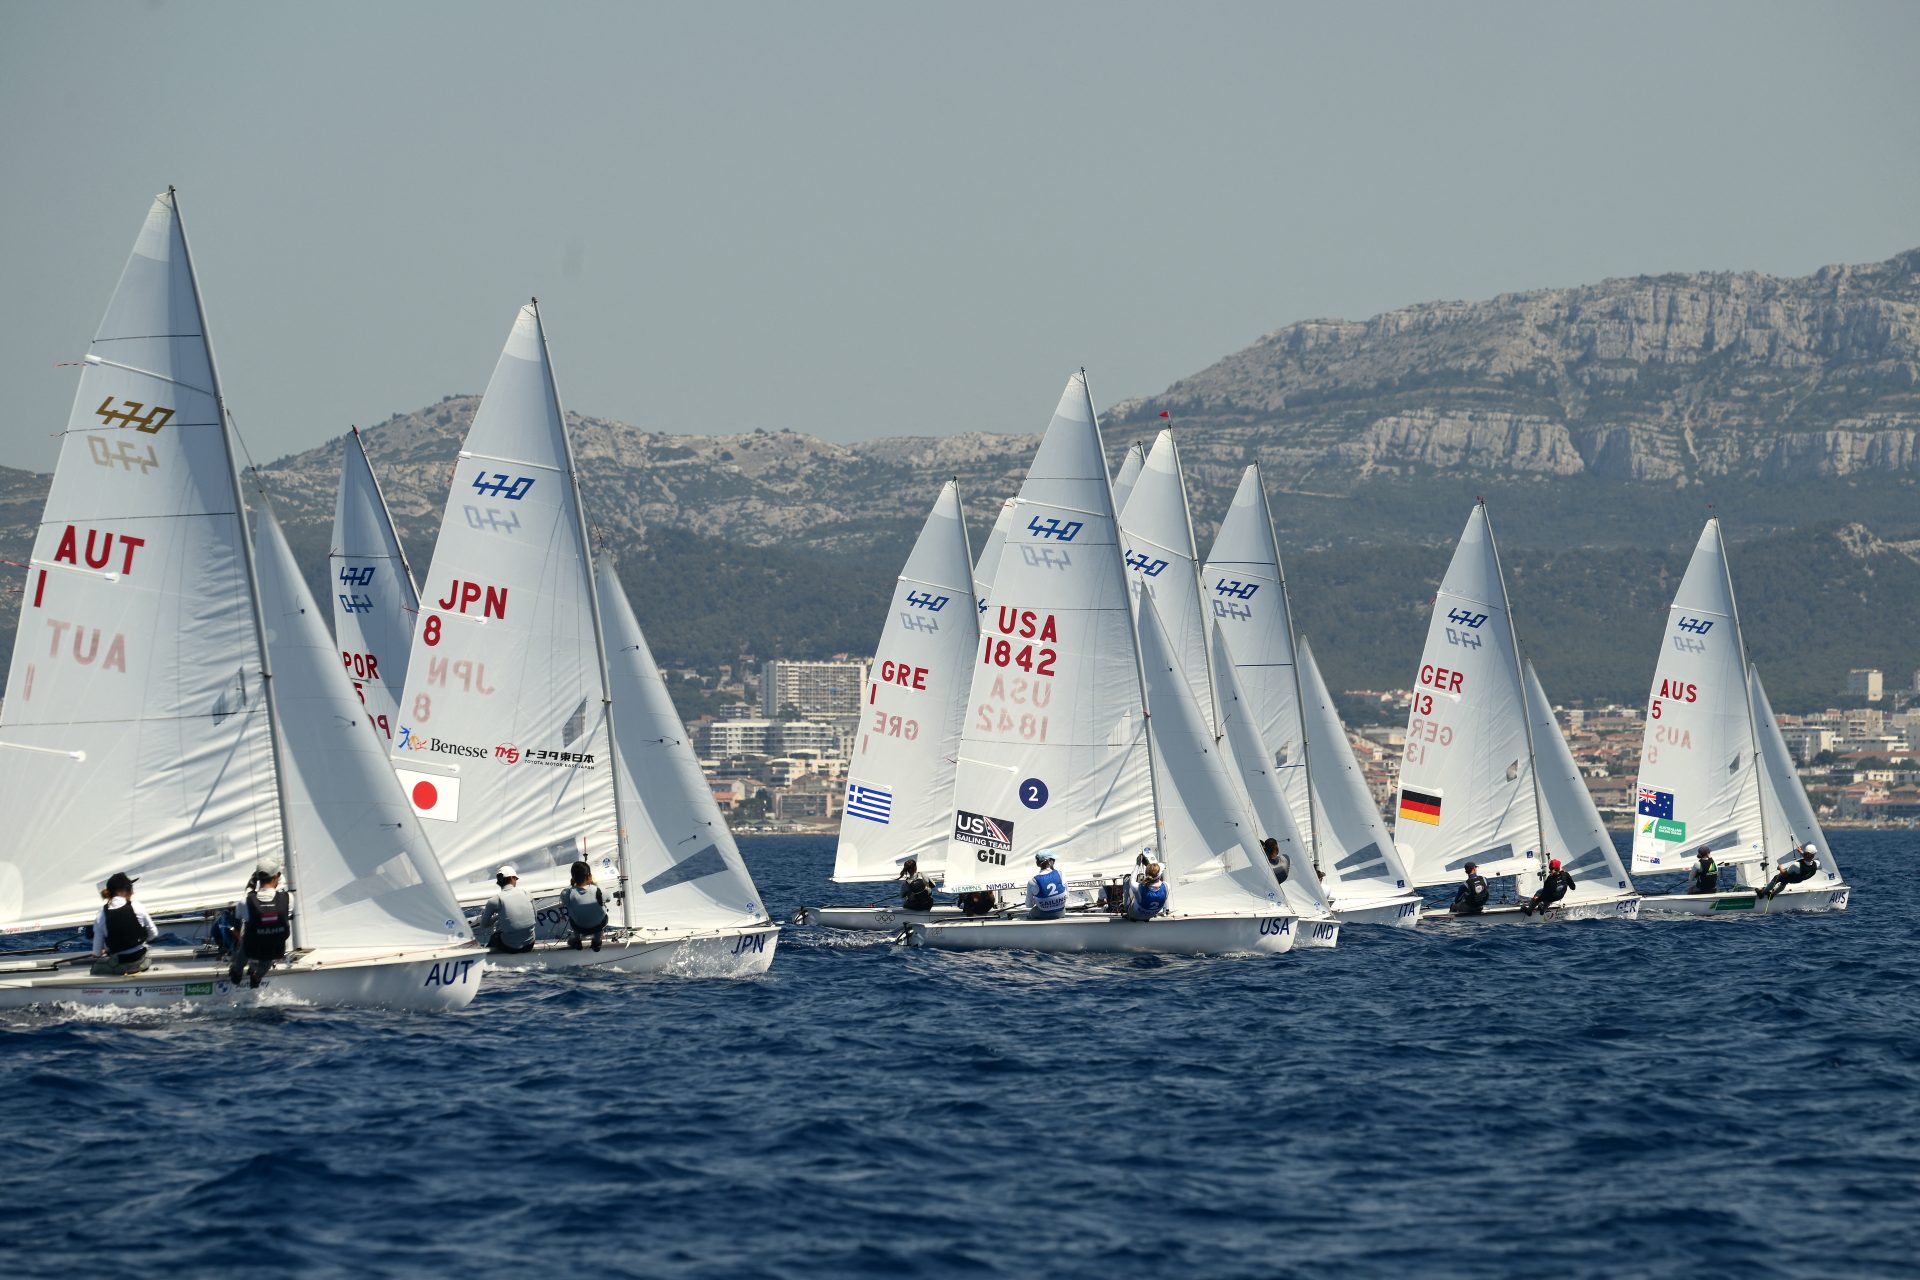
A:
[[1262, 837, 1291, 886], [1123, 862, 1169, 921], [91, 872, 158, 976], [1449, 861, 1489, 916], [228, 859, 292, 988], [477, 865, 537, 953], [1025, 850, 1068, 920], [958, 890, 996, 917], [1521, 857, 1576, 916], [1759, 843, 1822, 901], [897, 858, 936, 913], [1686, 846, 1720, 895], [561, 861, 609, 952]]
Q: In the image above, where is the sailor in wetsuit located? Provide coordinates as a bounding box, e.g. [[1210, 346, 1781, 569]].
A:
[[1025, 851, 1068, 920], [1123, 862, 1169, 921], [1686, 847, 1720, 894], [1759, 844, 1822, 901], [91, 872, 158, 976], [1449, 861, 1489, 916], [229, 864, 292, 988], [1521, 857, 1575, 916], [1262, 837, 1291, 887], [562, 860, 609, 952], [897, 858, 936, 913], [477, 865, 537, 953]]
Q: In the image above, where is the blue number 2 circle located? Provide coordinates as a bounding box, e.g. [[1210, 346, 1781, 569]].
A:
[[1019, 778, 1049, 810]]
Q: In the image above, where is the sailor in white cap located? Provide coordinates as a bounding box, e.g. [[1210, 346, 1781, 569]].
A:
[[476, 864, 537, 953]]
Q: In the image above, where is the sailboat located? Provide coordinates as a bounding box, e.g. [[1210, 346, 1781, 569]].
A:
[[972, 496, 1018, 616], [330, 427, 419, 744], [391, 302, 777, 972], [1394, 503, 1640, 923], [1629, 520, 1848, 914], [1110, 441, 1146, 514], [910, 375, 1292, 955], [799, 482, 981, 930], [1203, 463, 1422, 928], [1120, 433, 1340, 946], [0, 191, 482, 1010]]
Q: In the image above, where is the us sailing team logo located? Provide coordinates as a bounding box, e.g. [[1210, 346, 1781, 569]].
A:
[[952, 810, 1015, 850]]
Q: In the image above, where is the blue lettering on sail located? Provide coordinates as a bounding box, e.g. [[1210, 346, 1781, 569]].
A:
[[338, 565, 377, 587], [1027, 516, 1083, 542], [472, 472, 535, 500]]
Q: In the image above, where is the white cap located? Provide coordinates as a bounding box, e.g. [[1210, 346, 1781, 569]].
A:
[[497, 864, 518, 879], [255, 853, 284, 878]]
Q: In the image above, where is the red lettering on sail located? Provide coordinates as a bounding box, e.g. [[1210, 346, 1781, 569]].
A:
[[434, 579, 509, 619], [1418, 664, 1466, 694], [43, 619, 126, 671], [341, 651, 382, 681], [51, 525, 146, 576], [994, 607, 1059, 643], [878, 660, 928, 690]]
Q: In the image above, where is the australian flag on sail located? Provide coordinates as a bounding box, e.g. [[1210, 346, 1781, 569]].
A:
[[1637, 788, 1674, 820], [846, 782, 893, 825]]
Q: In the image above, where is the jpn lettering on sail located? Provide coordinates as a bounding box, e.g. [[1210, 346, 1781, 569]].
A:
[[1119, 430, 1216, 736], [835, 482, 979, 882], [330, 429, 419, 746], [0, 193, 278, 931], [944, 375, 1152, 893]]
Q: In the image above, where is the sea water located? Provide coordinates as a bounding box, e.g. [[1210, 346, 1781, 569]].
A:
[[1, 833, 1914, 1278]]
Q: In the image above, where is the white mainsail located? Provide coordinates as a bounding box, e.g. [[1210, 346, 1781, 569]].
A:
[[1110, 442, 1146, 514], [1394, 504, 1540, 887], [1119, 429, 1216, 734], [1523, 660, 1635, 903], [0, 191, 279, 930], [597, 560, 769, 931], [834, 482, 979, 881], [944, 374, 1153, 893], [972, 497, 1017, 616], [392, 304, 616, 902], [1295, 637, 1414, 899], [1629, 520, 1766, 876], [1749, 667, 1841, 886], [330, 427, 419, 744]]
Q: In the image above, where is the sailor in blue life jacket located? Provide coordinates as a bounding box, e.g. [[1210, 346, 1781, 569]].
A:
[[1123, 862, 1169, 921], [91, 871, 158, 976], [1521, 857, 1575, 916], [478, 865, 537, 953], [897, 857, 936, 914], [1449, 861, 1489, 915], [561, 860, 609, 952], [1262, 837, 1291, 887], [1686, 846, 1720, 894], [1759, 843, 1822, 901], [1025, 851, 1068, 920], [228, 859, 292, 988]]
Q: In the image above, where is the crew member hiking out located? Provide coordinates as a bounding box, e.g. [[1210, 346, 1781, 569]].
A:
[[228, 859, 291, 988], [478, 865, 536, 953], [562, 861, 609, 952], [1450, 862, 1489, 916], [1686, 847, 1719, 895], [1123, 862, 1168, 921], [1262, 837, 1291, 887], [1521, 857, 1575, 916], [1026, 851, 1067, 920], [898, 858, 936, 913], [91, 872, 157, 976], [1760, 844, 1822, 901]]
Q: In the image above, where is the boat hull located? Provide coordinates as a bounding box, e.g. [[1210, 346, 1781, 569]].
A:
[[908, 912, 1296, 956], [0, 945, 484, 1012], [1761, 884, 1850, 914], [1639, 890, 1762, 915], [793, 904, 965, 931], [1331, 895, 1424, 929], [1294, 917, 1341, 948], [484, 923, 779, 977], [1421, 896, 1642, 925]]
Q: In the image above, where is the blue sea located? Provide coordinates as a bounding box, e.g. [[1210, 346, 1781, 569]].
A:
[[2, 832, 1915, 1279]]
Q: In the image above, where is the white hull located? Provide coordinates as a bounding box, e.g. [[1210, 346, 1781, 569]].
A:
[[794, 904, 967, 932], [1330, 894, 1424, 929], [1421, 895, 1642, 925], [1761, 884, 1850, 915], [1638, 890, 1762, 916], [484, 923, 779, 977], [0, 944, 483, 1012], [908, 912, 1296, 956], [1295, 917, 1341, 948]]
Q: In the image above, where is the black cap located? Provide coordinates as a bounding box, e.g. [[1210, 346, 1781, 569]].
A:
[[1697, 847, 1712, 857], [106, 872, 137, 895]]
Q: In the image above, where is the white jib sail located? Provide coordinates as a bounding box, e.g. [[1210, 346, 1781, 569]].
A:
[[1202, 465, 1312, 845], [597, 560, 770, 930], [1395, 504, 1538, 888], [1119, 429, 1216, 735], [1296, 637, 1414, 899], [1749, 667, 1841, 886], [1138, 595, 1281, 916], [254, 505, 471, 949], [1629, 520, 1765, 876], [1523, 660, 1634, 902], [330, 427, 419, 745], [835, 482, 979, 882], [0, 192, 280, 931], [972, 497, 1017, 617], [1212, 623, 1330, 916], [1110, 442, 1146, 515], [944, 374, 1153, 893], [392, 304, 615, 902]]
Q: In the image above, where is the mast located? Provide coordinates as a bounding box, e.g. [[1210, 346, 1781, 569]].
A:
[[1259, 468, 1321, 874], [1717, 519, 1771, 876], [350, 425, 422, 601], [1481, 500, 1548, 875], [172, 188, 306, 950], [531, 301, 636, 928]]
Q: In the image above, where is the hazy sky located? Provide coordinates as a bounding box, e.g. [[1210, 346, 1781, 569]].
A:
[[3, 0, 1915, 471]]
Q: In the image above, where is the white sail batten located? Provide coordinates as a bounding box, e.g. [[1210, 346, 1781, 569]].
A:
[[0, 192, 280, 930], [1749, 668, 1841, 885], [944, 375, 1153, 893], [1110, 442, 1146, 518], [1629, 521, 1766, 875], [597, 561, 769, 930], [392, 305, 615, 902], [1395, 505, 1538, 887], [1523, 661, 1635, 901], [834, 482, 979, 881], [1119, 429, 1216, 735], [330, 428, 419, 744], [1295, 638, 1413, 899]]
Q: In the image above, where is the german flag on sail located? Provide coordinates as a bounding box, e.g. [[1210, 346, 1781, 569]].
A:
[[1398, 786, 1443, 826]]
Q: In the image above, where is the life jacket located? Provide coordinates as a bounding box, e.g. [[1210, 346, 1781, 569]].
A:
[[102, 899, 146, 956], [1691, 858, 1718, 892], [564, 884, 608, 931], [243, 889, 291, 960], [1452, 874, 1488, 914], [901, 875, 935, 912], [1784, 857, 1819, 884], [1537, 870, 1573, 904], [1268, 854, 1291, 885], [1129, 878, 1168, 919], [960, 892, 993, 917], [1029, 867, 1067, 914]]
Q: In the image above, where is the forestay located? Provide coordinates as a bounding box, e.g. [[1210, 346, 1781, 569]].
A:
[[1110, 442, 1146, 516], [1296, 638, 1413, 899], [392, 305, 615, 902], [972, 497, 1017, 616], [0, 192, 278, 931], [944, 374, 1153, 893], [254, 506, 471, 949], [330, 427, 418, 745], [1119, 429, 1216, 735], [1629, 520, 1765, 876], [1395, 505, 1538, 887], [1523, 661, 1634, 902], [597, 560, 770, 931], [834, 482, 978, 882], [1750, 668, 1841, 885]]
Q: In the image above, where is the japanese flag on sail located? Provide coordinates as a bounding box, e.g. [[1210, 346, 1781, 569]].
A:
[[394, 768, 461, 821]]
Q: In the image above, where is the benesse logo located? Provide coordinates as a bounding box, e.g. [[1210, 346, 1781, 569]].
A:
[[394, 726, 490, 758], [953, 810, 1015, 851]]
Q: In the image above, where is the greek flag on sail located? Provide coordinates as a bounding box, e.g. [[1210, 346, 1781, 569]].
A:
[[845, 783, 893, 825]]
